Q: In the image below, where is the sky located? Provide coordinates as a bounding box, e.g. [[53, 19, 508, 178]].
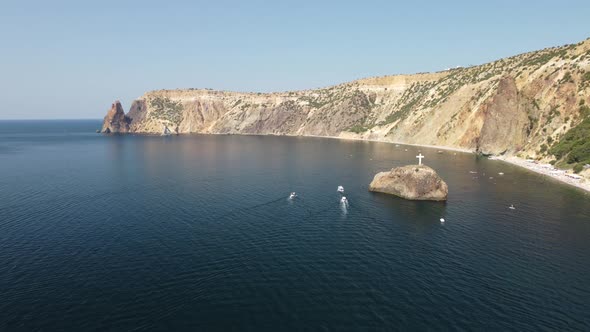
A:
[[0, 0, 589, 119]]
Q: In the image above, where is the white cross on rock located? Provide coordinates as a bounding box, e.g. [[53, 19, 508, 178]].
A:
[[416, 153, 425, 165]]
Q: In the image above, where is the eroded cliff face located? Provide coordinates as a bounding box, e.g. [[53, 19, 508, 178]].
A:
[[101, 101, 130, 133], [477, 76, 530, 155], [102, 38, 590, 159]]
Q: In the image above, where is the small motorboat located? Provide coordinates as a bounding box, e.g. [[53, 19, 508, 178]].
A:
[[498, 172, 504, 175], [337, 186, 344, 193], [440, 218, 445, 223], [341, 196, 348, 204], [289, 192, 297, 200], [509, 204, 516, 210]]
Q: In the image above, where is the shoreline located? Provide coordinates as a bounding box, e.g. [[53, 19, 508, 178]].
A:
[[120, 131, 590, 193], [240, 133, 590, 193], [304, 134, 474, 153], [302, 135, 590, 193], [330, 135, 590, 194], [494, 156, 590, 194]]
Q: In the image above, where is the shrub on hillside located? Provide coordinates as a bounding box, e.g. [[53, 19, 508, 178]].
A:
[[550, 117, 590, 171]]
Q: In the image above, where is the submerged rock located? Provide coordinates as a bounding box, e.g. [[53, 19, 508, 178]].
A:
[[369, 165, 448, 201], [101, 101, 130, 134]]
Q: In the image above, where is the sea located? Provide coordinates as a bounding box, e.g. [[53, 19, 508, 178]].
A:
[[1, 120, 589, 331]]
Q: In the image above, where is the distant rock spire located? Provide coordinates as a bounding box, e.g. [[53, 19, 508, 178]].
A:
[[101, 100, 130, 133]]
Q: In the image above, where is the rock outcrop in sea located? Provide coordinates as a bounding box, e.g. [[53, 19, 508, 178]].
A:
[[368, 165, 448, 201], [101, 101, 130, 134]]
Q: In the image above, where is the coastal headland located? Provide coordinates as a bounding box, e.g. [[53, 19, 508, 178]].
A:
[[101, 38, 590, 191]]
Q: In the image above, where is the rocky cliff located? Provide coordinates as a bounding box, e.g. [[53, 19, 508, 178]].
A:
[[101, 101, 130, 134], [102, 38, 590, 161]]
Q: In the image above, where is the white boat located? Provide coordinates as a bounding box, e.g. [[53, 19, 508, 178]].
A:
[[498, 172, 504, 175], [337, 186, 344, 193], [341, 196, 348, 204], [509, 204, 516, 210], [440, 218, 445, 223], [289, 192, 297, 200]]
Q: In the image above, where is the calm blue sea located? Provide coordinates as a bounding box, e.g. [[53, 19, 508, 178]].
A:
[[1, 120, 589, 331]]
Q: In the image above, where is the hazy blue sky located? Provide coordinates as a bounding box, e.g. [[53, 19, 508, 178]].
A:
[[1, 0, 589, 119]]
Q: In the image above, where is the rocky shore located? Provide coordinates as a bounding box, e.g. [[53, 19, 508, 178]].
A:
[[496, 156, 590, 193]]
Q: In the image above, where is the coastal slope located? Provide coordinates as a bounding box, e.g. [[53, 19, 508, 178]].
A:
[[102, 38, 590, 173]]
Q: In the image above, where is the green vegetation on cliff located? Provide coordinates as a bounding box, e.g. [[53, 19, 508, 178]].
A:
[[348, 124, 370, 133], [149, 97, 184, 125], [549, 113, 590, 172]]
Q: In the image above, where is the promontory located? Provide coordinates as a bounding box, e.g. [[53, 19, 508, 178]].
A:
[[101, 38, 590, 178]]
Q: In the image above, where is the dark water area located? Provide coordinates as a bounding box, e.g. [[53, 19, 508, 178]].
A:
[[1, 120, 589, 331]]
